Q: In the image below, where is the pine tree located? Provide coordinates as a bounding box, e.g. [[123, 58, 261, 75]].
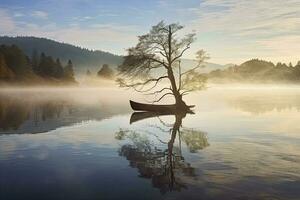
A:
[[63, 59, 76, 82], [54, 58, 64, 78], [31, 49, 39, 73], [37, 52, 46, 76], [97, 64, 114, 79]]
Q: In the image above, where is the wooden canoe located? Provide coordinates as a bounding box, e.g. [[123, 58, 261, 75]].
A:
[[129, 100, 195, 113], [130, 100, 176, 113]]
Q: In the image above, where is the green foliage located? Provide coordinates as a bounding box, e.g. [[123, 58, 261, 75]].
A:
[[0, 44, 77, 84], [0, 45, 31, 77], [63, 60, 76, 82]]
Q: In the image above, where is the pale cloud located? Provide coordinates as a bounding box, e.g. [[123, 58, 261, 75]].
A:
[[154, 0, 300, 64], [0, 8, 137, 54], [50, 25, 138, 49], [0, 9, 15, 32], [190, 0, 300, 36], [31, 10, 48, 19], [13, 12, 24, 17], [183, 0, 300, 64], [257, 35, 300, 64]]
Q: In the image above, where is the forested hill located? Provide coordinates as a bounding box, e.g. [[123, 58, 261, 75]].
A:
[[207, 59, 300, 83], [0, 36, 123, 73]]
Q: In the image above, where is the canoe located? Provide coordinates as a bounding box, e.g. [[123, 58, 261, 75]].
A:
[[130, 100, 176, 113], [129, 100, 195, 113]]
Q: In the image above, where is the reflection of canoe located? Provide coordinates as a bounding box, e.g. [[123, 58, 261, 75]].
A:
[[130, 100, 177, 113], [130, 112, 172, 124]]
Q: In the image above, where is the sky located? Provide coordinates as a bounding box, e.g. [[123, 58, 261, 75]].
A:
[[0, 0, 299, 65]]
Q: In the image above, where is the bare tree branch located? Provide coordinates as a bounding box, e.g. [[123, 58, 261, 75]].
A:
[[178, 60, 182, 91], [181, 66, 201, 76], [171, 45, 190, 64], [153, 92, 174, 103], [145, 87, 172, 95]]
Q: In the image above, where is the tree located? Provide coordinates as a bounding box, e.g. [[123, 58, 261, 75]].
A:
[[54, 58, 64, 78], [37, 52, 46, 76], [97, 64, 114, 79], [38, 54, 56, 77], [31, 49, 39, 73], [117, 21, 208, 112], [63, 59, 76, 82]]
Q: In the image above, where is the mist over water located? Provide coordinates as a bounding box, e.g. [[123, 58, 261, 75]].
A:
[[0, 85, 300, 200]]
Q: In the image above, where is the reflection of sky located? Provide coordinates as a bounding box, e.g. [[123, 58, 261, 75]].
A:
[[0, 87, 300, 199]]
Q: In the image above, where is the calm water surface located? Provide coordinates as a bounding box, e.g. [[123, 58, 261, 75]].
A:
[[0, 87, 299, 200]]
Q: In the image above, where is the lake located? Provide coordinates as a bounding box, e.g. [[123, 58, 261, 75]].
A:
[[0, 86, 300, 200]]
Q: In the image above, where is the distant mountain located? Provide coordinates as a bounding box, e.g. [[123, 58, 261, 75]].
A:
[[181, 59, 231, 73], [0, 36, 123, 74]]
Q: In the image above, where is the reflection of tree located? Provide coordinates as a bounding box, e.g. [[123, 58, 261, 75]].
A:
[[115, 113, 209, 194], [181, 129, 209, 153], [40, 102, 65, 121]]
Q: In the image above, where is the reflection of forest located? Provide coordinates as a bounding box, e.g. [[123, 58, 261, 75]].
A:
[[115, 114, 209, 194], [0, 93, 130, 133], [230, 94, 300, 114], [0, 94, 72, 131]]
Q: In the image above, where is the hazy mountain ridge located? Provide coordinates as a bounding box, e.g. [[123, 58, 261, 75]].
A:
[[0, 36, 123, 74], [181, 59, 232, 73]]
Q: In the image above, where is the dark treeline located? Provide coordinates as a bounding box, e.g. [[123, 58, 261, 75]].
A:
[[208, 59, 300, 83], [0, 44, 76, 85]]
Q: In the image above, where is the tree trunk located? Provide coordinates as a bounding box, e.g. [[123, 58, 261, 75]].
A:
[[167, 68, 188, 111], [166, 25, 188, 112]]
